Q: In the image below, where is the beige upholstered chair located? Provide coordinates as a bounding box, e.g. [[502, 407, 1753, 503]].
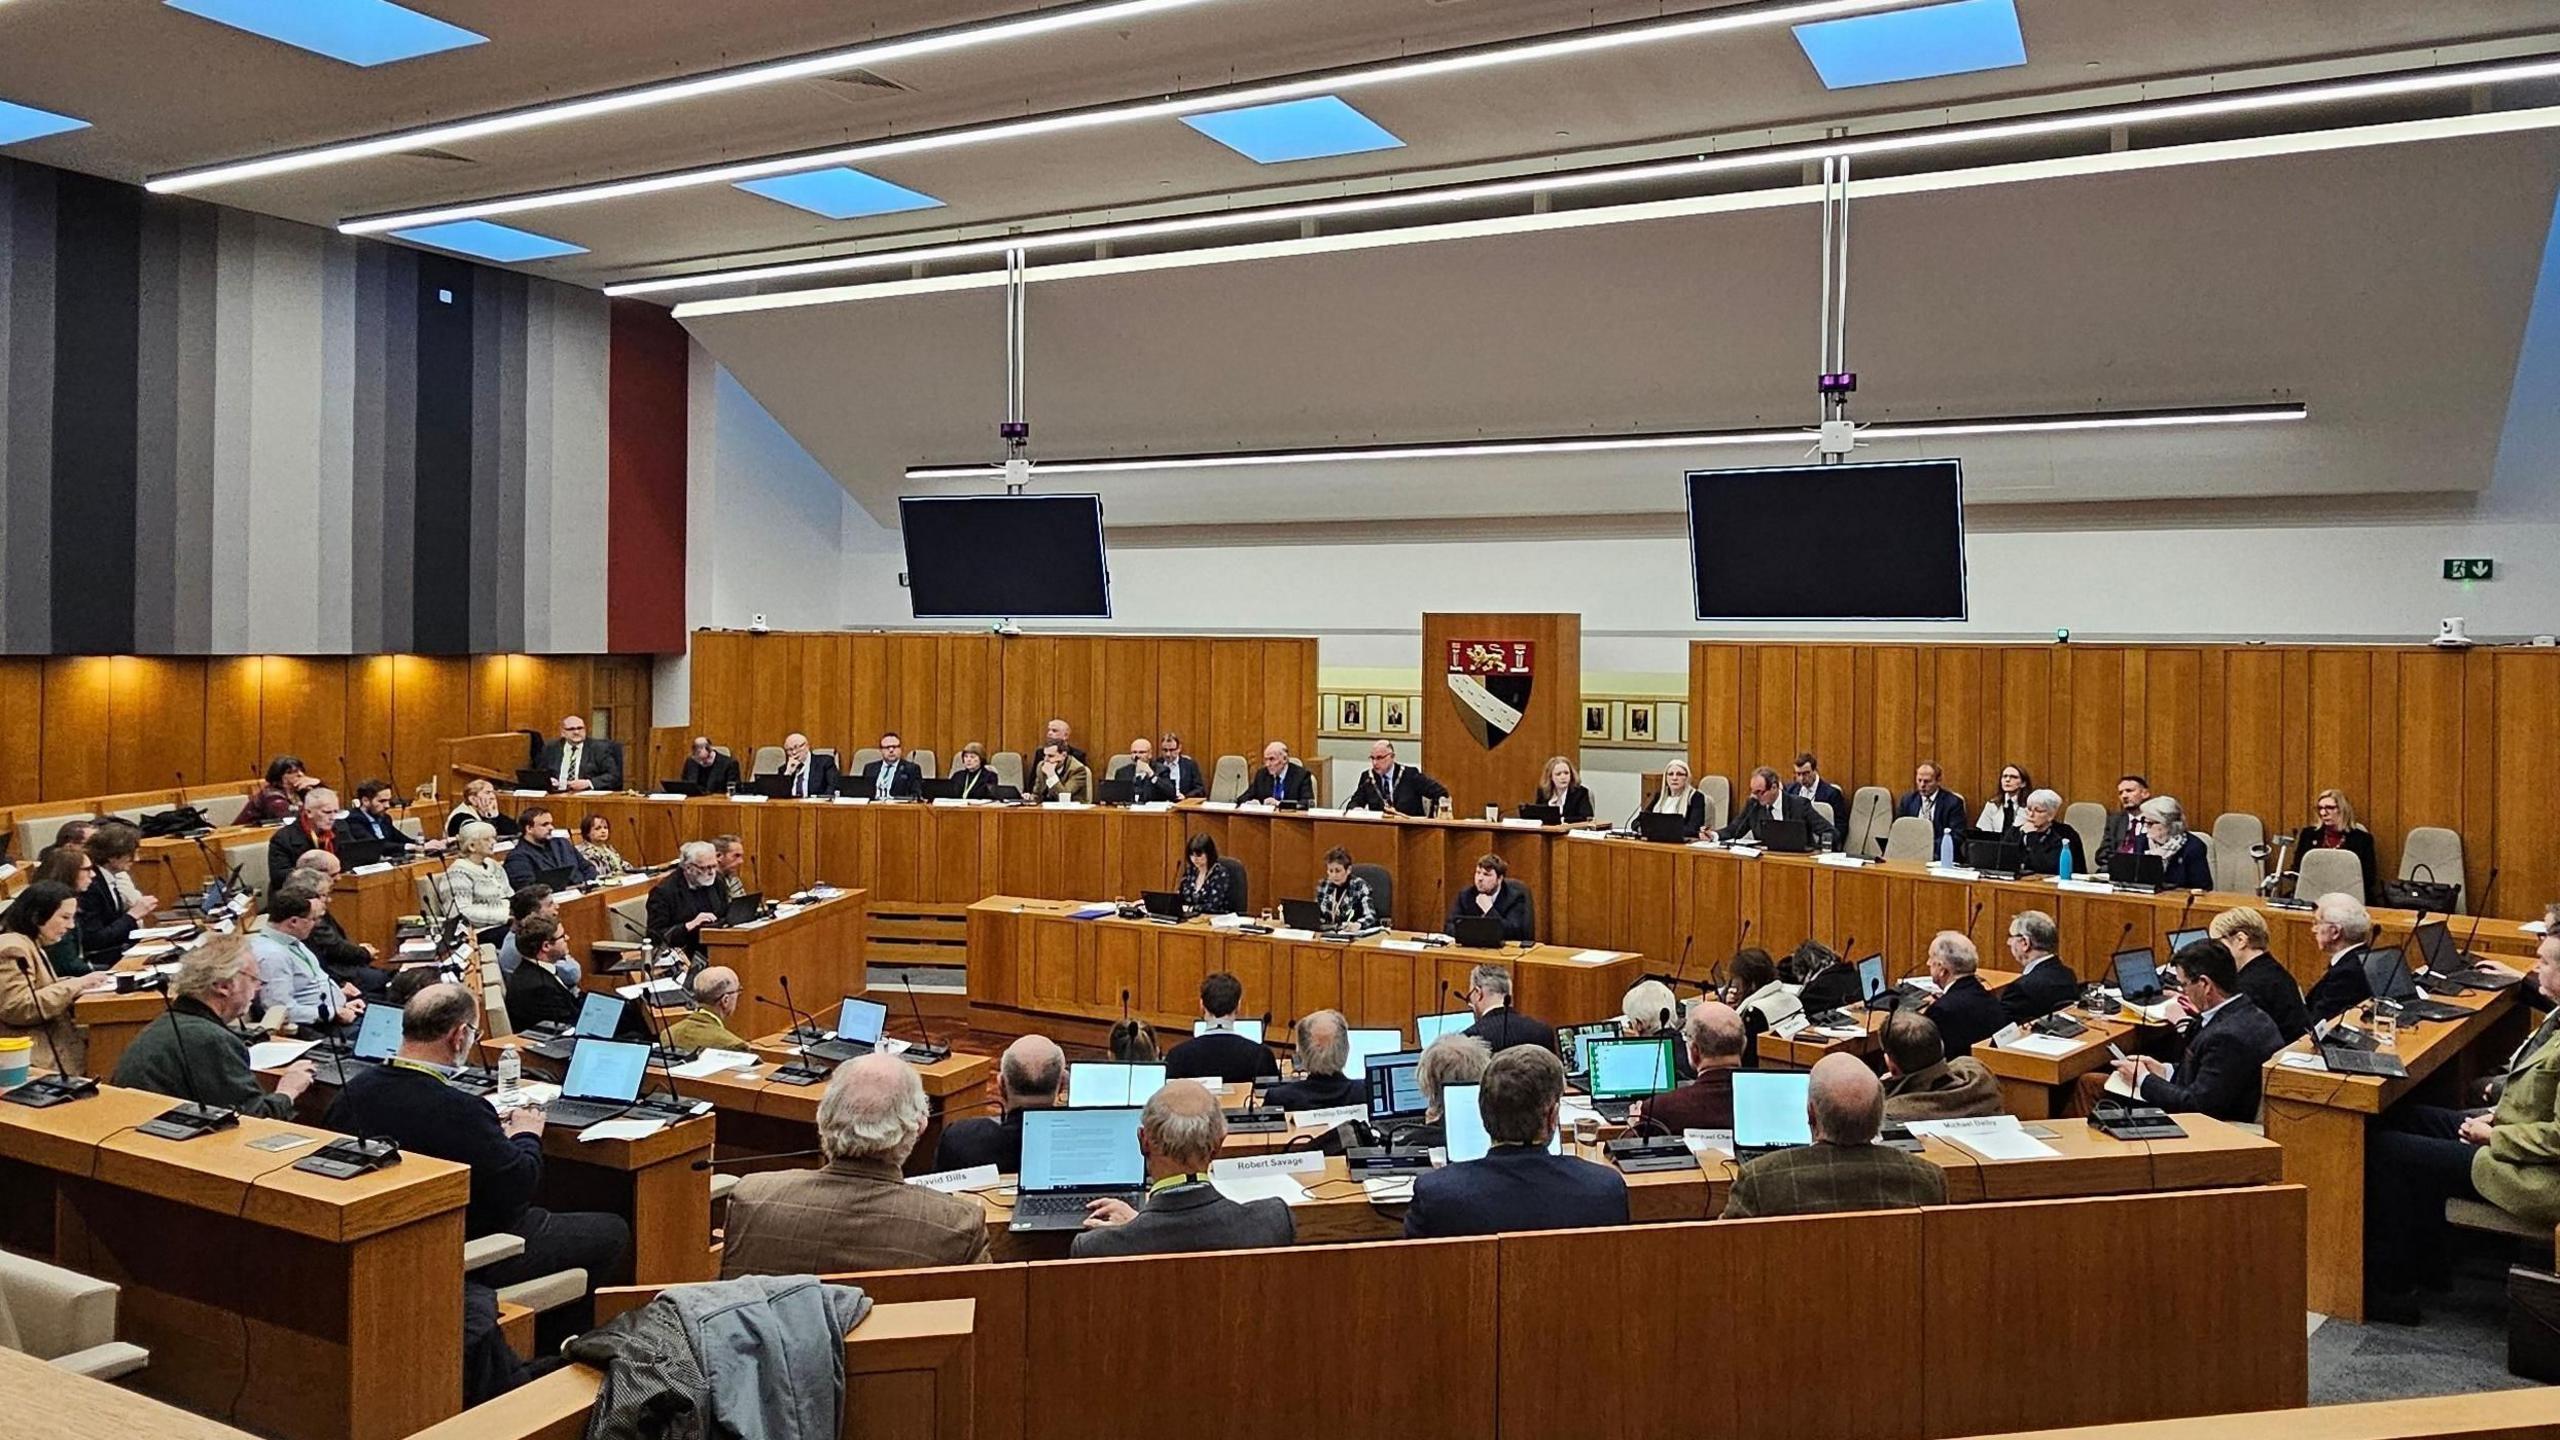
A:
[[1882, 816, 1934, 864], [0, 1250, 149, 1379], [2399, 827, 2468, 913]]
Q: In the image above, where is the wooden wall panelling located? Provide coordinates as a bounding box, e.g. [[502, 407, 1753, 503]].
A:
[[1692, 642, 1742, 784], [391, 657, 473, 799], [1094, 637, 1160, 763], [201, 657, 264, 787], [1204, 639, 1264, 774], [0, 660, 43, 807], [2217, 647, 2290, 833], [106, 656, 206, 797], [342, 657, 396, 795], [2494, 652, 2560, 922], [40, 657, 114, 802], [1866, 645, 1920, 799], [1996, 647, 2052, 800], [257, 656, 348, 787]]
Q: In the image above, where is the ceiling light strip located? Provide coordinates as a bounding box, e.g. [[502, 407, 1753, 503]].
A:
[[337, 0, 1938, 235], [620, 54, 2560, 298], [901, 405, 2306, 478], [148, 0, 1231, 194]]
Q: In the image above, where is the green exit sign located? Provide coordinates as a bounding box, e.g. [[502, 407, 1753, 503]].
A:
[[2444, 558, 2496, 581]]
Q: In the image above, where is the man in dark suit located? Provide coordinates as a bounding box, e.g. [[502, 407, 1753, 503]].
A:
[[1164, 972, 1282, 1083], [1447, 854, 1535, 942], [335, 779, 424, 853], [1718, 765, 1838, 848], [1998, 909, 2080, 1022], [678, 737, 741, 794], [1787, 753, 1851, 852], [854, 732, 924, 801], [935, 1035, 1062, 1173], [1240, 741, 1315, 805], [1639, 1001, 1744, 1133], [774, 733, 840, 798], [1462, 962, 1559, 1055], [1404, 1046, 1628, 1238], [327, 984, 629, 1344], [1723, 1054, 1949, 1217], [646, 841, 729, 956], [1072, 1082, 1296, 1257], [1922, 931, 2004, 1058], [1894, 761, 1967, 844], [2108, 941, 2287, 1122], [1115, 738, 1181, 804], [267, 786, 339, 888], [2100, 775, 2153, 856], [1348, 740, 1448, 816], [1155, 733, 1208, 800], [2303, 893, 2413, 1023], [537, 715, 621, 793], [503, 807, 597, 891], [1262, 1011, 1368, 1112]]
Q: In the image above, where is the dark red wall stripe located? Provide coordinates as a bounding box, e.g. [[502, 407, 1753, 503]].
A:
[[606, 300, 689, 654]]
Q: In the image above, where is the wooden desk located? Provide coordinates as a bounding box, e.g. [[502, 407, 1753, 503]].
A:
[[332, 855, 443, 955], [679, 1042, 994, 1177], [534, 795, 2549, 1003], [702, 892, 868, 1019], [967, 896, 1641, 1038], [970, 1114, 2275, 1259], [405, 1297, 978, 1440], [532, 1113, 718, 1285], [2262, 982, 2522, 1320], [555, 872, 657, 962], [0, 1082, 472, 1440], [0, 1342, 263, 1439], [70, 988, 168, 1081]]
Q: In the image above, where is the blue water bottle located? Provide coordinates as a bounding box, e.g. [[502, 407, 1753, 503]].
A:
[[1938, 827, 1956, 865], [2058, 838, 2074, 882]]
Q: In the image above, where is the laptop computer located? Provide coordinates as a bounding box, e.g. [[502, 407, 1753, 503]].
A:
[[1452, 915, 1508, 950], [1139, 890, 1187, 922], [1584, 1035, 1677, 1122], [1753, 815, 1815, 854], [802, 997, 890, 1064], [514, 768, 556, 793], [1093, 777, 1139, 806], [1635, 812, 1688, 844], [2165, 927, 2211, 957], [1364, 1050, 1427, 1123], [2361, 945, 2458, 1020], [747, 773, 802, 799], [720, 892, 765, 926], [1732, 1071, 1814, 1158], [521, 992, 626, 1062], [1066, 1062, 1168, 1108], [2111, 947, 2168, 1005], [2319, 1041, 2409, 1078], [1342, 1028, 1402, 1080], [1856, 954, 1892, 1009], [1440, 1082, 1562, 1161], [1560, 1021, 1620, 1077], [1279, 897, 1325, 931], [1414, 1010, 1474, 1047], [1010, 1107, 1147, 1231], [337, 835, 397, 870], [654, 777, 706, 796], [1516, 803, 1562, 825], [534, 864, 579, 893], [542, 1039, 652, 1128], [326, 1003, 406, 1077], [2104, 852, 2166, 889], [1962, 833, 2025, 878]]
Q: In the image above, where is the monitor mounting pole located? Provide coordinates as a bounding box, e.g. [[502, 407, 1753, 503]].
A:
[[1814, 143, 1858, 465], [999, 245, 1030, 493]]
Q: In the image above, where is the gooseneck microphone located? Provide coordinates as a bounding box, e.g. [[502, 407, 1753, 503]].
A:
[[135, 971, 239, 1140]]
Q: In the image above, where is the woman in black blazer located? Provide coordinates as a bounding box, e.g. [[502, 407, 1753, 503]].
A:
[[1533, 755, 1596, 824], [949, 742, 1007, 801], [2138, 796, 2215, 890], [1642, 759, 1710, 839], [2294, 788, 2381, 903]]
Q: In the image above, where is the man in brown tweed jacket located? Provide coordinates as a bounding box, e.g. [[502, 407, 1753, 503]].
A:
[[722, 1053, 992, 1276], [1723, 1053, 1948, 1219]]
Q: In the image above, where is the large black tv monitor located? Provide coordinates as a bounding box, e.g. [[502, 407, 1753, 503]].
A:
[[900, 494, 1112, 619], [1684, 460, 1967, 621]]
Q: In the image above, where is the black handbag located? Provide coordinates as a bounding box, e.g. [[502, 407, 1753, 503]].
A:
[[2380, 864, 2461, 914]]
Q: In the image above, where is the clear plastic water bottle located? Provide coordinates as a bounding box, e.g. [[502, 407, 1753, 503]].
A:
[[1938, 827, 1957, 865], [495, 1045, 521, 1096]]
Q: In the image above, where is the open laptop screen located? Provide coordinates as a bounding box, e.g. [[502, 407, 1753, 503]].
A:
[[561, 1039, 649, 1103], [2112, 948, 2161, 997], [835, 997, 888, 1045], [1414, 1010, 1473, 1047], [352, 1003, 404, 1060], [1585, 1036, 1676, 1100], [1856, 955, 1886, 1004], [1066, 1062, 1167, 1108], [1732, 1071, 1813, 1149], [1019, 1107, 1146, 1191], [1439, 1083, 1563, 1162], [572, 992, 623, 1039], [1343, 1028, 1402, 1078], [1365, 1051, 1426, 1121]]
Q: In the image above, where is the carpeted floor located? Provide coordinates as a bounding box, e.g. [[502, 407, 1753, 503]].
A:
[[2310, 1239, 2546, 1403]]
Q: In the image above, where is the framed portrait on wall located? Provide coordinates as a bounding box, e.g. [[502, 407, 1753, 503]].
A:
[[1340, 695, 1367, 733], [1382, 696, 1411, 734], [1581, 703, 1612, 742], [1623, 702, 1656, 742]]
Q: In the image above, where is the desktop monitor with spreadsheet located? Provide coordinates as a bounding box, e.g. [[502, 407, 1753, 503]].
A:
[[560, 1039, 649, 1104], [1019, 1107, 1147, 1193], [572, 992, 623, 1039], [1584, 1036, 1676, 1101], [1439, 1083, 1563, 1162], [835, 997, 888, 1045], [1414, 1010, 1474, 1047], [1732, 1071, 1814, 1150], [1067, 1062, 1168, 1109]]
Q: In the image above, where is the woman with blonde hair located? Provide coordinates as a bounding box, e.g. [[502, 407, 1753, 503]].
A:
[[2294, 788, 2379, 903], [1643, 759, 1708, 840], [1531, 755, 1595, 824]]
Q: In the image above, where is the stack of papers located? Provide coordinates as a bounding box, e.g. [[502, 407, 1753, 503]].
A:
[[1570, 949, 1622, 965], [1905, 1115, 2060, 1160], [1067, 904, 1117, 920], [1817, 853, 1872, 868], [578, 1117, 668, 1143], [247, 1039, 318, 1069], [671, 1049, 762, 1078], [1992, 1030, 2085, 1058], [1208, 1172, 1313, 1207], [1360, 1175, 1417, 1205], [133, 924, 197, 942]]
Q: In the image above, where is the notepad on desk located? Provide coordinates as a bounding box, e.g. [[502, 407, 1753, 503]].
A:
[[672, 1049, 762, 1078], [1906, 1115, 2059, 1160], [578, 1117, 667, 1143], [1209, 1172, 1314, 1207], [247, 1039, 318, 1069]]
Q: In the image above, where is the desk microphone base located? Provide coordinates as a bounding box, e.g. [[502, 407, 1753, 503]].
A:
[[136, 1103, 239, 1141]]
